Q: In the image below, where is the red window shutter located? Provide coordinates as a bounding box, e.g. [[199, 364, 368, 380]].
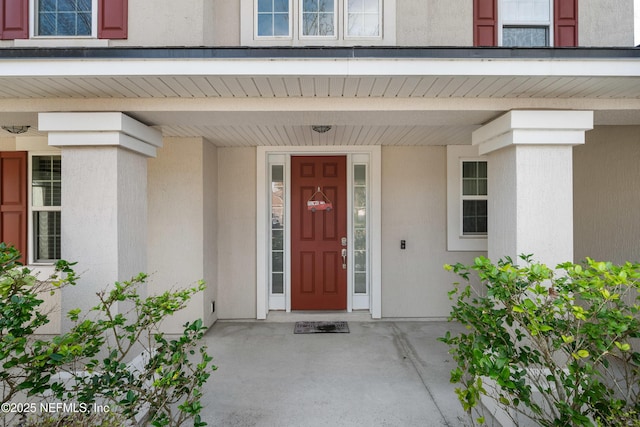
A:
[[0, 0, 28, 40], [0, 152, 28, 264], [474, 0, 498, 47], [98, 0, 128, 39], [554, 0, 578, 47]]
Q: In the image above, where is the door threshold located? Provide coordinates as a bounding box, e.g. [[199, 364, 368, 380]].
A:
[[265, 311, 373, 323]]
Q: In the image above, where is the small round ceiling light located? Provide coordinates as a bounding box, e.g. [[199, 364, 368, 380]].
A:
[[1, 125, 30, 134], [311, 125, 332, 134]]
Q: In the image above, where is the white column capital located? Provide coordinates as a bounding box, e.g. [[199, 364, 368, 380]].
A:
[[472, 110, 593, 156], [38, 112, 163, 158]]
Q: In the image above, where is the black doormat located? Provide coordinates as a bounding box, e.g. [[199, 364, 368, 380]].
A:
[[294, 321, 350, 334]]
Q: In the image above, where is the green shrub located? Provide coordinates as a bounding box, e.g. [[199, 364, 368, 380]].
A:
[[440, 255, 640, 427], [0, 243, 215, 427]]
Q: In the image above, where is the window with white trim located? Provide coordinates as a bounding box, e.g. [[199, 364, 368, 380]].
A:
[[245, 0, 394, 45], [446, 146, 488, 252], [301, 0, 336, 37], [30, 154, 62, 262], [461, 161, 487, 236], [257, 0, 291, 37], [346, 0, 380, 37], [33, 0, 97, 37], [500, 0, 552, 47]]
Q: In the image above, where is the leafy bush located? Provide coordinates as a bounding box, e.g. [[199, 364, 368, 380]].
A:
[[0, 244, 215, 427], [440, 255, 640, 427]]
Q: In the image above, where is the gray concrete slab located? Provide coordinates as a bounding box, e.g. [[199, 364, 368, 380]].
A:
[[200, 321, 473, 427]]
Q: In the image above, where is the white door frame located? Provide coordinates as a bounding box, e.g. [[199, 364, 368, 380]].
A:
[[256, 146, 381, 319]]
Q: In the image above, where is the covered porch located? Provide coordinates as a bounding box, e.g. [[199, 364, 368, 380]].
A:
[[0, 47, 639, 332]]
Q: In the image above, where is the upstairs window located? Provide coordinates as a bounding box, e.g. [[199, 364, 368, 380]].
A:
[[0, 0, 128, 40], [301, 0, 335, 37], [473, 0, 578, 47], [246, 0, 394, 45], [346, 0, 380, 37], [36, 0, 92, 36], [257, 0, 290, 37], [500, 0, 551, 47]]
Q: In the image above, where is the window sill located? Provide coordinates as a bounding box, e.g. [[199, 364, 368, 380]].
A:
[[14, 38, 109, 48]]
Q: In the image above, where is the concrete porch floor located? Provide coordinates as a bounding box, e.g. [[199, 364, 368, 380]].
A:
[[200, 320, 473, 427]]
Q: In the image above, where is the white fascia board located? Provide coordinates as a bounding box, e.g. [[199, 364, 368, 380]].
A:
[[2, 58, 640, 79]]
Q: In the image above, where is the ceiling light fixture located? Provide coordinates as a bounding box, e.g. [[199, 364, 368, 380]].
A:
[[311, 125, 332, 134], [1, 125, 30, 134]]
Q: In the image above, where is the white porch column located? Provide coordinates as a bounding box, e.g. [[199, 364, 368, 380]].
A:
[[39, 113, 162, 331], [472, 110, 593, 267]]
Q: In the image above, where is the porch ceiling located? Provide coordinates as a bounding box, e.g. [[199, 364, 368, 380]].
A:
[[0, 47, 639, 145]]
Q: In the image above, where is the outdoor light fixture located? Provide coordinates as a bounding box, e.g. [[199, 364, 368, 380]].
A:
[[1, 125, 30, 134], [311, 125, 332, 133]]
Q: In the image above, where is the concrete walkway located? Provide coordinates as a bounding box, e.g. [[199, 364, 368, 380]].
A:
[[200, 321, 473, 427]]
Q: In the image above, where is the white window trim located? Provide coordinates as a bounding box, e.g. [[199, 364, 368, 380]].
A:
[[299, 0, 338, 40], [344, 0, 382, 40], [28, 0, 99, 40], [447, 145, 488, 252], [28, 151, 62, 265], [497, 0, 554, 47], [254, 0, 294, 40], [242, 0, 395, 46], [257, 146, 382, 320]]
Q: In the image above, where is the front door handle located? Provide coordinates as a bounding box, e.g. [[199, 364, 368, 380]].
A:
[[341, 248, 347, 270]]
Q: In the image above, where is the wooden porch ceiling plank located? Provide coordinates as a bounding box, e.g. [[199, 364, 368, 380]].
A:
[[382, 77, 406, 98], [342, 78, 360, 98], [328, 77, 345, 98], [424, 77, 454, 98], [172, 76, 208, 98], [205, 77, 234, 97], [221, 78, 248, 98], [266, 77, 288, 97], [490, 76, 532, 98], [451, 77, 484, 98], [436, 77, 469, 98], [408, 76, 438, 97], [395, 76, 421, 97], [236, 78, 261, 97], [124, 77, 168, 98], [370, 77, 391, 98], [1, 78, 43, 98], [313, 77, 330, 97], [251, 77, 273, 97], [189, 76, 222, 97], [113, 77, 154, 98], [283, 78, 302, 97]]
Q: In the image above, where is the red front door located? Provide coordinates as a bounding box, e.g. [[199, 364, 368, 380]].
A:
[[291, 156, 347, 310]]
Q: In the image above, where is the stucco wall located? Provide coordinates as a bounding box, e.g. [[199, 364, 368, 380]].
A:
[[216, 147, 257, 319], [396, 0, 473, 46], [579, 0, 635, 47], [381, 146, 483, 318], [112, 0, 215, 47], [213, 0, 241, 46], [148, 137, 215, 333], [574, 126, 640, 264]]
